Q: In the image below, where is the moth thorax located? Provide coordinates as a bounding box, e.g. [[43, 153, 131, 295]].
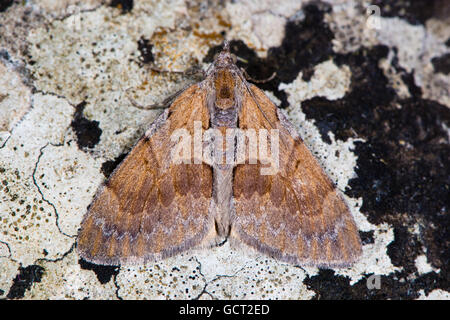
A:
[[214, 69, 236, 110], [211, 108, 238, 128]]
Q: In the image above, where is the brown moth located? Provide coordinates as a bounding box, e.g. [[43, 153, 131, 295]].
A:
[[77, 41, 362, 267]]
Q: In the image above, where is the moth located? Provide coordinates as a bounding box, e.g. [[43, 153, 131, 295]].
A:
[[77, 41, 362, 267]]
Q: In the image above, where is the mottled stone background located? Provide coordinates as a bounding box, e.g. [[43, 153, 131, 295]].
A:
[[0, 0, 448, 300]]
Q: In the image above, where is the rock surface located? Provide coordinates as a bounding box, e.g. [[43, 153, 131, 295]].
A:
[[0, 0, 448, 300]]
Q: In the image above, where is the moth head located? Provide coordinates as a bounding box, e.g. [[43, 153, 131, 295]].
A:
[[213, 40, 237, 68]]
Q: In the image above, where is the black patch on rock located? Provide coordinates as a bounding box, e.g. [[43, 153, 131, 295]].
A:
[[79, 258, 119, 284], [390, 48, 423, 98], [387, 226, 422, 274], [0, 49, 11, 61], [432, 53, 450, 75], [303, 269, 355, 300], [101, 152, 128, 178], [7, 265, 45, 299], [359, 230, 375, 245], [204, 3, 334, 108], [345, 98, 449, 272], [71, 101, 102, 149], [110, 0, 133, 13], [137, 37, 154, 64], [302, 45, 395, 143], [0, 0, 13, 12], [400, 70, 422, 99], [304, 268, 446, 299]]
